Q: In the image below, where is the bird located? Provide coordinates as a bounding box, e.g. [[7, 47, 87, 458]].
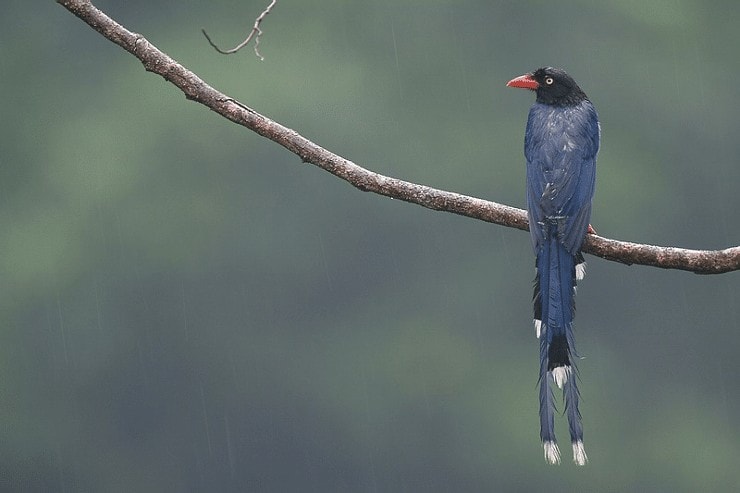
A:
[[507, 67, 599, 466]]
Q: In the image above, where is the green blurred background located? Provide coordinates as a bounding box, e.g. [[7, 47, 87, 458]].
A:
[[2, 1, 739, 491]]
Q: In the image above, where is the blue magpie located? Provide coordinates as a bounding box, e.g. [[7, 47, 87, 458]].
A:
[[507, 67, 599, 465]]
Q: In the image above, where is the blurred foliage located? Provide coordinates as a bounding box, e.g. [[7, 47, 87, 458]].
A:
[[0, 1, 739, 491]]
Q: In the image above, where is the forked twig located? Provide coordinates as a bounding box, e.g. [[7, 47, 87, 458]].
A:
[[202, 0, 278, 60]]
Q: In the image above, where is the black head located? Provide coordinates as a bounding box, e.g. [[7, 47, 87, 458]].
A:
[[507, 67, 588, 106]]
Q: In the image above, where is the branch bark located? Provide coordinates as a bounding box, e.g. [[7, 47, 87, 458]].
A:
[[56, 0, 740, 275]]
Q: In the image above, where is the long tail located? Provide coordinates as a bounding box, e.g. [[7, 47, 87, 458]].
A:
[[534, 236, 587, 465]]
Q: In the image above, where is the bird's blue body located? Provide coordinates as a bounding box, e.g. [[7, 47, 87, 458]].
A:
[[508, 68, 599, 465]]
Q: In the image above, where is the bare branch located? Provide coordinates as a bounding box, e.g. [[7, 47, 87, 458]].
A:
[[55, 0, 740, 275], [202, 0, 277, 59]]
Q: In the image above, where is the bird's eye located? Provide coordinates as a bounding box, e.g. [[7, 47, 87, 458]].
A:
[[544, 77, 554, 85]]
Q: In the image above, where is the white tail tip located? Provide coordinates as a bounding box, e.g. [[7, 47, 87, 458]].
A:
[[551, 366, 571, 389], [572, 440, 588, 466], [575, 262, 586, 281], [543, 441, 561, 465], [534, 319, 543, 338]]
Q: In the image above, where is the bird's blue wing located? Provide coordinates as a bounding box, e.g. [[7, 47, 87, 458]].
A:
[[525, 101, 599, 253]]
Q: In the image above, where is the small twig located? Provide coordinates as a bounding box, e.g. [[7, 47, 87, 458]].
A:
[[202, 0, 278, 60]]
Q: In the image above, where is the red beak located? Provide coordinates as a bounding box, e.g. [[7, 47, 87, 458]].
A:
[[507, 73, 538, 90]]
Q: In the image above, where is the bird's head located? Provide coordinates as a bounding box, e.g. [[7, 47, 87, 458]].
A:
[[507, 67, 588, 106]]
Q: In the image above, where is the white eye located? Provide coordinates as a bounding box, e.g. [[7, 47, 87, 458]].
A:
[[544, 77, 554, 85]]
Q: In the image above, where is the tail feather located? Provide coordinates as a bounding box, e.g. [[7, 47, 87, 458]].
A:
[[564, 375, 587, 465], [534, 232, 586, 465], [539, 334, 557, 463], [533, 271, 542, 337], [575, 251, 587, 281]]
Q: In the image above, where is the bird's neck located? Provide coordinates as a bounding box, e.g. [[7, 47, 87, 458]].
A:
[[536, 90, 588, 107]]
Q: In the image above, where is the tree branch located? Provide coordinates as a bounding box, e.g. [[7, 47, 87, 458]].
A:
[[56, 0, 740, 275], [201, 0, 277, 59]]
